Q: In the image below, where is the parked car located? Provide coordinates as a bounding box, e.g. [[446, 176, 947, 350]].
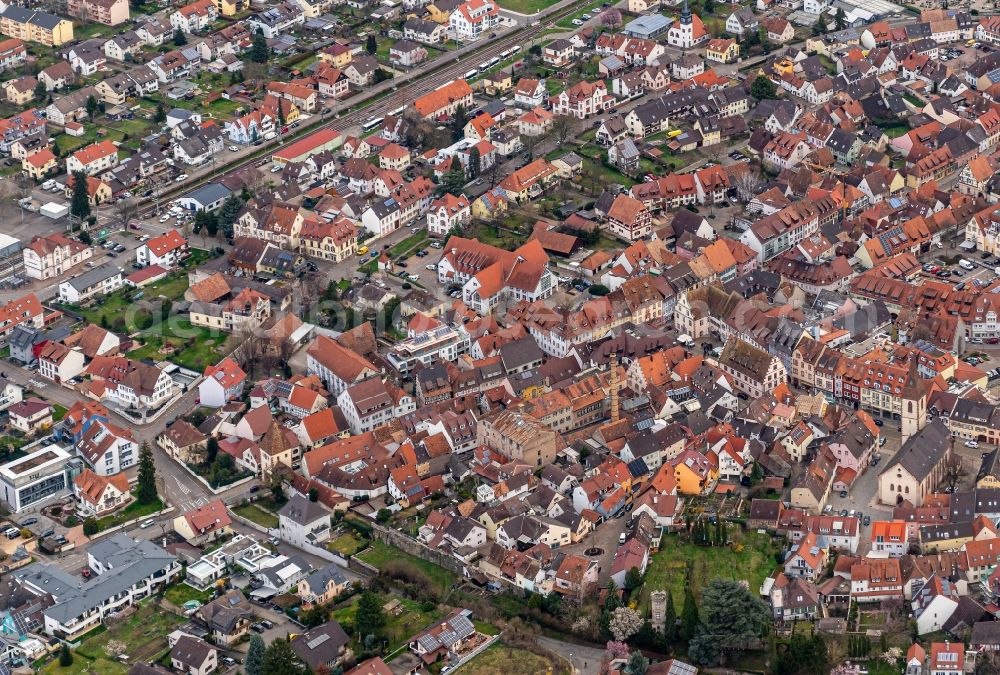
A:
[[966, 439, 980, 448], [175, 174, 188, 183]]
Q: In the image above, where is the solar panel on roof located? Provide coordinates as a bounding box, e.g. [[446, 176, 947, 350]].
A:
[[306, 633, 330, 649], [449, 614, 475, 638]]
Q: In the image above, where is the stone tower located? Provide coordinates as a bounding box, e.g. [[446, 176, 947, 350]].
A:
[[650, 590, 667, 632], [900, 358, 927, 445]]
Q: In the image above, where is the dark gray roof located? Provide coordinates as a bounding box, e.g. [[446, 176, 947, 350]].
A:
[[64, 264, 122, 292], [14, 535, 176, 626], [170, 635, 215, 668], [183, 183, 231, 206], [278, 493, 330, 526], [289, 620, 349, 669], [880, 420, 950, 483]]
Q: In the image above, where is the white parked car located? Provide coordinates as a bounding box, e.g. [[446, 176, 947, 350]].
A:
[[572, 18, 583, 24], [175, 174, 188, 182], [229, 145, 239, 152], [965, 439, 980, 448], [159, 214, 171, 223], [426, 264, 437, 271]]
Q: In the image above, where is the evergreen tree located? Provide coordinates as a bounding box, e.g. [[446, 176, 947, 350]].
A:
[[702, 0, 714, 13], [688, 579, 771, 667], [136, 442, 157, 505], [154, 102, 166, 123], [366, 34, 377, 54], [261, 638, 304, 675], [442, 166, 467, 195], [834, 7, 845, 30], [205, 437, 219, 464], [680, 585, 699, 642], [277, 101, 285, 128], [714, 518, 722, 545], [218, 193, 243, 236], [811, 14, 826, 35], [250, 29, 269, 64], [663, 590, 678, 643], [245, 634, 265, 675], [173, 27, 187, 46], [468, 146, 481, 178], [59, 645, 73, 667], [70, 171, 91, 221], [33, 79, 46, 102], [625, 652, 649, 675], [85, 94, 99, 120], [355, 591, 386, 640]]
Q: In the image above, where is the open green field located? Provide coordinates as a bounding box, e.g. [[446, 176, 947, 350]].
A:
[[356, 540, 459, 593], [233, 504, 279, 529], [42, 602, 184, 675], [639, 529, 779, 612], [498, 0, 554, 13], [332, 594, 444, 652]]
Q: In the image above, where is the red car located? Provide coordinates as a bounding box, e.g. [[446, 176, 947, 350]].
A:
[[81, 568, 91, 578]]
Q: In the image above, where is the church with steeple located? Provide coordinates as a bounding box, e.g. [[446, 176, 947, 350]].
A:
[[667, 0, 709, 49]]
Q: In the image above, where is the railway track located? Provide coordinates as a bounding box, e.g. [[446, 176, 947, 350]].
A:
[[140, 0, 588, 213]]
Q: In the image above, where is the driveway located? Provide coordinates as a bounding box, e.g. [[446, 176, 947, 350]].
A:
[[537, 636, 605, 675], [558, 513, 628, 586]]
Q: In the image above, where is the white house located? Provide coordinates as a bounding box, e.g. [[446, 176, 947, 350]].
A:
[[277, 493, 331, 548], [58, 264, 124, 304], [199, 357, 247, 408], [136, 229, 189, 268], [76, 418, 139, 476], [448, 0, 499, 42], [426, 194, 471, 236]]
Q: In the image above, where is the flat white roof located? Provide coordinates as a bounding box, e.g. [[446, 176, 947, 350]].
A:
[[0, 445, 71, 481]]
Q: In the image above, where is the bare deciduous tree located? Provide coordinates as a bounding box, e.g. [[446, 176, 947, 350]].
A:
[[552, 115, 572, 147], [14, 174, 33, 199], [941, 454, 968, 493], [730, 162, 765, 202], [112, 197, 139, 231]]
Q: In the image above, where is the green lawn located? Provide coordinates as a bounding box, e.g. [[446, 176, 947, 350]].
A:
[[125, 320, 229, 372], [233, 504, 279, 529], [332, 594, 445, 652], [71, 272, 190, 329], [52, 404, 68, 422], [389, 230, 429, 258], [42, 601, 184, 674], [498, 0, 555, 11], [94, 497, 163, 532], [164, 583, 213, 607], [357, 540, 459, 593], [328, 532, 368, 556], [639, 529, 779, 613]]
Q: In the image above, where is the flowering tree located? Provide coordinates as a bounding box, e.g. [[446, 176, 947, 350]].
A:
[[609, 607, 643, 642], [605, 640, 631, 661], [105, 640, 126, 657], [600, 8, 622, 28]]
